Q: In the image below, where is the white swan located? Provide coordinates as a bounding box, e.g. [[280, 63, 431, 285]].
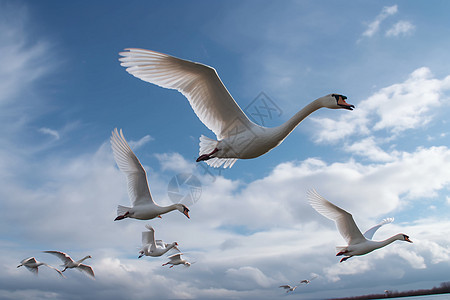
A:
[[17, 257, 65, 277], [43, 251, 95, 278], [111, 128, 190, 221], [279, 284, 297, 293], [307, 189, 412, 263], [162, 253, 191, 268], [139, 225, 180, 258], [119, 49, 354, 168]]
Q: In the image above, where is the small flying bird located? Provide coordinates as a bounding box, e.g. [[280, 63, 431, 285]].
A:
[[162, 253, 191, 268], [111, 128, 190, 221], [17, 257, 65, 278], [279, 284, 297, 293], [43, 251, 95, 278], [308, 189, 412, 263], [300, 274, 318, 284], [119, 48, 354, 168], [139, 225, 180, 258]]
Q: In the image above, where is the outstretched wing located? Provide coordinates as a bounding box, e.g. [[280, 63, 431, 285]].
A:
[[43, 251, 74, 264], [43, 263, 65, 278], [279, 285, 291, 290], [111, 128, 154, 207], [363, 217, 394, 240], [78, 264, 95, 278], [308, 189, 366, 245], [142, 224, 156, 252], [119, 49, 255, 140]]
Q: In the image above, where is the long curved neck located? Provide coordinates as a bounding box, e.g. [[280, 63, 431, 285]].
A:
[[77, 256, 90, 264], [374, 235, 402, 249], [274, 98, 324, 140], [159, 204, 179, 215]]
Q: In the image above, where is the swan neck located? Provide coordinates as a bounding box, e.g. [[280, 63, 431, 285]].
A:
[[376, 235, 401, 249], [276, 99, 323, 139]]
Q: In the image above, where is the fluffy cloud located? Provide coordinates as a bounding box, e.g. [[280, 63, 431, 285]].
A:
[[386, 21, 415, 37], [311, 67, 450, 151], [362, 5, 398, 38]]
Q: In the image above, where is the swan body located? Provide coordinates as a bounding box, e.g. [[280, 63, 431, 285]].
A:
[[111, 128, 190, 221], [139, 225, 180, 258], [162, 253, 191, 268], [307, 189, 412, 262], [119, 48, 354, 168], [17, 257, 65, 277], [279, 285, 297, 293], [43, 251, 95, 278]]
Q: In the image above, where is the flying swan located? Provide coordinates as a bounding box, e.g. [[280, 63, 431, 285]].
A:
[[307, 189, 412, 262], [17, 257, 65, 277], [111, 128, 190, 221], [162, 253, 191, 268], [119, 49, 354, 168], [43, 251, 95, 278], [139, 225, 180, 258], [279, 284, 298, 293]]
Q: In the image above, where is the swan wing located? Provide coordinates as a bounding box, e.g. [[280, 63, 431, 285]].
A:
[[307, 189, 366, 245], [363, 217, 394, 240], [21, 257, 37, 265], [119, 49, 255, 140], [43, 251, 74, 264], [167, 253, 183, 261], [43, 263, 65, 278], [78, 264, 95, 278], [279, 285, 291, 289], [142, 224, 156, 246], [111, 128, 154, 207], [25, 265, 39, 274]]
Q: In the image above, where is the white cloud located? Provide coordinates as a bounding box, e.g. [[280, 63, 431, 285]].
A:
[[386, 20, 415, 37], [344, 137, 397, 162], [362, 5, 398, 38], [128, 134, 153, 150], [38, 127, 60, 140], [155, 152, 196, 173], [312, 67, 450, 153]]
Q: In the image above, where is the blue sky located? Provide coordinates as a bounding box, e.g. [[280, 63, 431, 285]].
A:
[[1, 1, 450, 299]]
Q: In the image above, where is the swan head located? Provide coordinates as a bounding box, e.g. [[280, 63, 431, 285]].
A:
[[184, 262, 191, 267], [175, 204, 190, 219], [401, 234, 413, 243], [321, 94, 354, 110]]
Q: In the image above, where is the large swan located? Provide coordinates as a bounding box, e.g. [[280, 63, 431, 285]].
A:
[[111, 128, 190, 221], [139, 225, 180, 258], [307, 189, 412, 263], [43, 251, 95, 278], [162, 253, 191, 268], [17, 257, 65, 277], [119, 49, 354, 168]]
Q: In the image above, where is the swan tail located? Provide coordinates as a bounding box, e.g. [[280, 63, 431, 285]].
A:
[[115, 205, 131, 220], [335, 246, 348, 256], [198, 135, 237, 168], [199, 135, 218, 156]]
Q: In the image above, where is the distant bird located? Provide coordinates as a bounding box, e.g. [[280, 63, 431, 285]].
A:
[[300, 274, 318, 284], [43, 251, 95, 278], [111, 128, 190, 221], [162, 253, 191, 268], [119, 48, 354, 168], [279, 285, 297, 293], [139, 225, 180, 258], [17, 257, 65, 278], [308, 189, 412, 263]]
